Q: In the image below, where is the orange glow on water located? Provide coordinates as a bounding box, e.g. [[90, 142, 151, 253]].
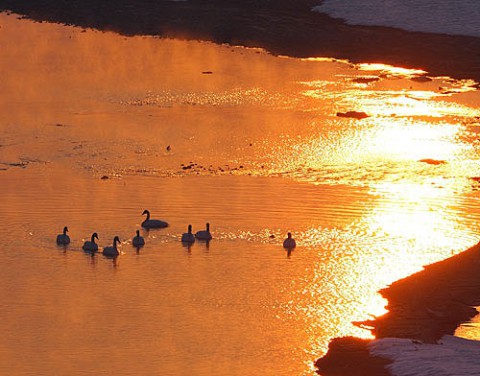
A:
[[1, 12, 480, 376]]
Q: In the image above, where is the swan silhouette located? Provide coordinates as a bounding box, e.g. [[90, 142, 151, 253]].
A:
[[56, 226, 70, 245], [181, 225, 195, 243], [195, 223, 212, 241], [132, 230, 145, 247], [283, 232, 296, 249], [82, 232, 99, 252], [141, 209, 168, 229], [103, 236, 120, 257]]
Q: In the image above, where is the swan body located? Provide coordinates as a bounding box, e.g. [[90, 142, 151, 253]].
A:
[[103, 236, 120, 257], [195, 223, 212, 241], [82, 232, 99, 252], [181, 224, 195, 243], [56, 226, 70, 245], [283, 232, 296, 249], [132, 230, 145, 247], [141, 209, 168, 229]]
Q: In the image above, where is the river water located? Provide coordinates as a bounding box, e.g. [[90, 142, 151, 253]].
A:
[[1, 13, 480, 375]]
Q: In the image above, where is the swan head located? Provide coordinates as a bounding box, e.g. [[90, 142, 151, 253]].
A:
[[188, 224, 192, 233], [136, 230, 140, 237], [142, 209, 150, 216], [113, 236, 120, 244], [206, 223, 210, 231], [63, 226, 69, 234], [91, 232, 98, 242], [287, 232, 292, 239]]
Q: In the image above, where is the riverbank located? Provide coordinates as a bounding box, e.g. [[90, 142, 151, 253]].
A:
[[1, 0, 480, 82], [316, 241, 480, 375]]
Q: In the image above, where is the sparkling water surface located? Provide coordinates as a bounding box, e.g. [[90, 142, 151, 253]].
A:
[[1, 13, 480, 375]]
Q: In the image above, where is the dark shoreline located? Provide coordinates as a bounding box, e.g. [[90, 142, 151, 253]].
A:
[[1, 0, 480, 82], [316, 241, 480, 375]]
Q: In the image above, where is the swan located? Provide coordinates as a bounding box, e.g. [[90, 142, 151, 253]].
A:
[[195, 223, 212, 240], [56, 226, 71, 245], [283, 232, 296, 249], [103, 236, 120, 257], [141, 209, 168, 229], [181, 224, 195, 243], [82, 232, 99, 252], [132, 230, 145, 247]]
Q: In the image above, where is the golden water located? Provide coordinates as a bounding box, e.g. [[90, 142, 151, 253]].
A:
[[1, 13, 480, 375]]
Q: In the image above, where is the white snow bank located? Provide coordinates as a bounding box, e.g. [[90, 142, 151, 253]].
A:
[[369, 335, 480, 376]]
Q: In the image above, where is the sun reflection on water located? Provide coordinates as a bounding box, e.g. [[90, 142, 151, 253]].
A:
[[302, 86, 480, 118], [277, 68, 480, 366], [355, 63, 427, 76], [260, 68, 480, 192], [287, 179, 480, 365]]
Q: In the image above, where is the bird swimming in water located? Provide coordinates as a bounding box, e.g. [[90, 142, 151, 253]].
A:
[[195, 223, 212, 241], [181, 225, 195, 243], [141, 209, 168, 229], [82, 232, 99, 252], [132, 230, 145, 247], [283, 232, 296, 249], [103, 236, 120, 257], [56, 226, 70, 245]]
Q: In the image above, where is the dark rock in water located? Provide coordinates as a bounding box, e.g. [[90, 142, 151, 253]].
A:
[[411, 75, 433, 83], [418, 159, 447, 165], [440, 90, 460, 95], [336, 111, 369, 119], [202, 71, 213, 74], [352, 77, 380, 84], [101, 175, 109, 180]]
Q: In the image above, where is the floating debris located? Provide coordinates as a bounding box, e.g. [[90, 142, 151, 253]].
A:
[[336, 111, 369, 119], [352, 77, 380, 84], [418, 159, 447, 165]]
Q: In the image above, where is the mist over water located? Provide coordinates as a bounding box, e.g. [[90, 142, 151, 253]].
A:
[[314, 0, 480, 37]]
